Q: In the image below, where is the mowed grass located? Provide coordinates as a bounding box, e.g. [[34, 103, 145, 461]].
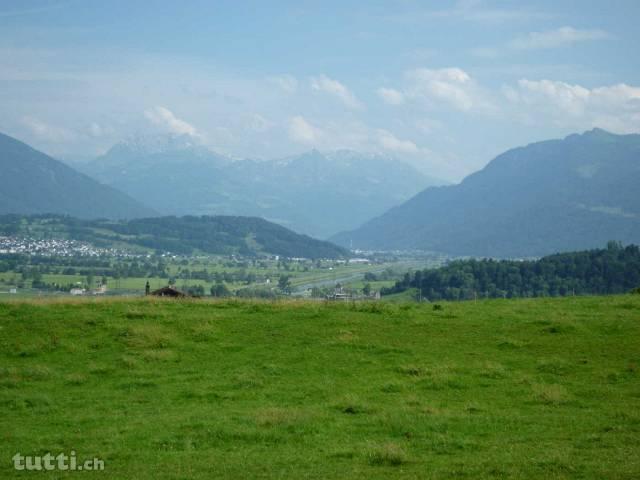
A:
[[0, 296, 639, 479]]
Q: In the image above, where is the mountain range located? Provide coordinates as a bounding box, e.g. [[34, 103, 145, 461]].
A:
[[0, 132, 154, 219], [3, 128, 639, 259], [82, 135, 444, 238], [332, 129, 640, 257]]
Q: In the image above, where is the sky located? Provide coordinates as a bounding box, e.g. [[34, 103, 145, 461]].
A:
[[1, 0, 639, 181]]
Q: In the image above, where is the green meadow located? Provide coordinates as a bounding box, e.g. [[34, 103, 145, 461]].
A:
[[1, 296, 639, 479]]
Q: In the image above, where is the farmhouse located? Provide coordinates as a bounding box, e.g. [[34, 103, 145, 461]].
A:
[[150, 286, 189, 298]]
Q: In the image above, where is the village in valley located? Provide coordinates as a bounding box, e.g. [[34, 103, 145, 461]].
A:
[[0, 236, 133, 258], [0, 235, 440, 300]]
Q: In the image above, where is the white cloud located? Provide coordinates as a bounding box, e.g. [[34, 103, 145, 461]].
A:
[[374, 67, 496, 114], [377, 87, 405, 105], [372, 128, 462, 179], [20, 116, 76, 143], [407, 68, 471, 111], [287, 118, 436, 164], [310, 75, 362, 109], [516, 79, 590, 115], [510, 26, 608, 50], [377, 129, 419, 154], [470, 26, 608, 59], [144, 106, 199, 137], [288, 116, 323, 144], [404, 67, 486, 112], [505, 79, 640, 132], [267, 74, 298, 94]]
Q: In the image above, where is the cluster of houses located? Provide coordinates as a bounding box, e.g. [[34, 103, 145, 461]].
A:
[[69, 283, 108, 296], [326, 286, 381, 301], [0, 236, 133, 258]]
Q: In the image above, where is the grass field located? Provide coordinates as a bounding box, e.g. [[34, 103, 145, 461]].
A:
[[1, 296, 639, 478]]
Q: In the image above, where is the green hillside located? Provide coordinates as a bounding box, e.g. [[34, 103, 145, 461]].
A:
[[0, 214, 349, 259], [1, 296, 639, 478], [0, 132, 155, 220]]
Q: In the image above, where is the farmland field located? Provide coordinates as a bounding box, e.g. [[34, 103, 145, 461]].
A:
[[1, 295, 639, 478], [0, 254, 426, 298]]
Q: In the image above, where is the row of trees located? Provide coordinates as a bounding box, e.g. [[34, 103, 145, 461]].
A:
[[382, 242, 640, 301], [186, 277, 287, 298], [0, 254, 169, 278]]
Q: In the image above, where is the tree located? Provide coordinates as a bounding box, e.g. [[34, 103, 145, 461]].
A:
[[187, 285, 205, 297], [362, 283, 372, 296], [380, 243, 640, 301], [210, 282, 231, 297], [278, 275, 291, 294]]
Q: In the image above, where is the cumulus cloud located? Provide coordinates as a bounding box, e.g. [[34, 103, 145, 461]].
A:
[[372, 128, 461, 178], [144, 106, 199, 137], [288, 116, 323, 144], [515, 79, 590, 115], [20, 116, 76, 142], [377, 129, 419, 154], [374, 68, 498, 115], [403, 67, 494, 112], [510, 26, 608, 50], [504, 79, 640, 132], [267, 74, 298, 94], [310, 75, 362, 109], [377, 87, 405, 105], [287, 118, 431, 160]]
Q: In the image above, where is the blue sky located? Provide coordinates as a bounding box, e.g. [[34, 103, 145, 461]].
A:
[[1, 0, 639, 180]]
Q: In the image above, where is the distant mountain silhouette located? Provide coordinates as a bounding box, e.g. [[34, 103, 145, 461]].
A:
[[83, 136, 445, 238], [0, 132, 155, 219], [332, 129, 640, 257]]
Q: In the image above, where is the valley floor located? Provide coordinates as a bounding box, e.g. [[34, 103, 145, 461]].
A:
[[1, 296, 639, 479]]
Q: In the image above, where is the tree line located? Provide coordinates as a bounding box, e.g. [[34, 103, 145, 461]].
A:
[[382, 242, 640, 301]]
